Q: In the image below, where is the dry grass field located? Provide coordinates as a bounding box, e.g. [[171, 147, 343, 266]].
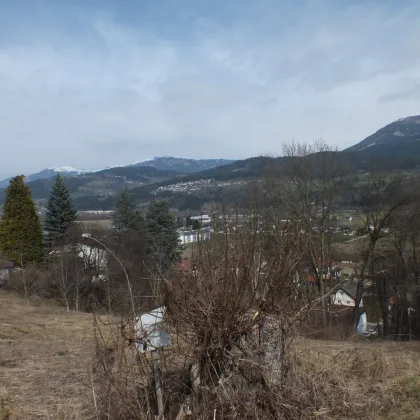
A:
[[1, 290, 420, 419], [0, 291, 96, 419]]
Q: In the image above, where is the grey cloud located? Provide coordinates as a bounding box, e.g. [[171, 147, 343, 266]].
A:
[[379, 82, 420, 103], [1, 1, 420, 176]]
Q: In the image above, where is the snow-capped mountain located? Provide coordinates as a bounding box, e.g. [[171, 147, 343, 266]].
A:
[[0, 157, 235, 188], [48, 166, 91, 174], [0, 166, 92, 188]]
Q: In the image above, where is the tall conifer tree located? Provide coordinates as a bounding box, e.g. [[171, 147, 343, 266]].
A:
[[0, 175, 44, 265], [146, 200, 180, 271], [112, 186, 140, 234], [44, 174, 77, 238]]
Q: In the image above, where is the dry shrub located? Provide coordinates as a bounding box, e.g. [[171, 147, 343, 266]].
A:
[[92, 315, 159, 419], [90, 205, 420, 419], [5, 266, 48, 301], [91, 312, 420, 420]]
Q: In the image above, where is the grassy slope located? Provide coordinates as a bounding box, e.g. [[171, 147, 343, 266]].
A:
[[0, 291, 96, 419], [1, 291, 420, 419]]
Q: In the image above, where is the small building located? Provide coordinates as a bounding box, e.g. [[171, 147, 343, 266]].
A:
[[178, 228, 211, 244], [0, 259, 14, 286], [331, 286, 362, 307], [77, 243, 107, 270]]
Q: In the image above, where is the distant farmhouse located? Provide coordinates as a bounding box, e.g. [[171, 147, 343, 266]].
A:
[[178, 227, 212, 244]]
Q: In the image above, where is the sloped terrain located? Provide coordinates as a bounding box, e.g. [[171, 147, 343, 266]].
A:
[[0, 292, 96, 419], [1, 291, 420, 419], [346, 115, 420, 158]]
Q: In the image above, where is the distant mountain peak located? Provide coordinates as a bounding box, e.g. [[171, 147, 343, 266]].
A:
[[345, 114, 420, 156]]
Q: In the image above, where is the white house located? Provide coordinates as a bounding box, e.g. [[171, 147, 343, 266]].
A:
[[134, 307, 170, 353], [178, 228, 211, 244], [331, 287, 358, 307], [76, 243, 107, 270]]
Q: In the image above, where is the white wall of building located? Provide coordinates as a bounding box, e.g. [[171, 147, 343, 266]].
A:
[[178, 229, 211, 244], [331, 290, 355, 306]]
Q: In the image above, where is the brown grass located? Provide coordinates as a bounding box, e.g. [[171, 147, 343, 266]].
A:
[[1, 290, 420, 419], [294, 338, 420, 419], [0, 291, 97, 419]]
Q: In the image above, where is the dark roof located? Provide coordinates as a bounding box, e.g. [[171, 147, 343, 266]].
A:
[[336, 284, 358, 300], [0, 259, 14, 269]]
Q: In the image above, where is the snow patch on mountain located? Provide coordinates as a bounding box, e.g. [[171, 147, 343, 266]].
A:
[[49, 166, 91, 174]]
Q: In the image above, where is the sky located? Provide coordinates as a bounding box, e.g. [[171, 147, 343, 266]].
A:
[[1, 0, 420, 178]]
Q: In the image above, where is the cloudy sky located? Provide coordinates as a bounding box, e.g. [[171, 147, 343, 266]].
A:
[[1, 0, 420, 178]]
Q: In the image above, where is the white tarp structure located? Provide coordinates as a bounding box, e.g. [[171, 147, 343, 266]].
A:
[[135, 306, 170, 353], [356, 311, 367, 334]]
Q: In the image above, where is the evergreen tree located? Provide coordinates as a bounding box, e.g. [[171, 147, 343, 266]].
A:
[[112, 187, 140, 234], [146, 200, 180, 271], [192, 219, 201, 230], [44, 174, 77, 238], [0, 175, 44, 265]]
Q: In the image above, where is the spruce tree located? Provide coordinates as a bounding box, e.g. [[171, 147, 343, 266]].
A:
[[192, 219, 201, 230], [44, 174, 77, 238], [112, 187, 140, 234], [146, 200, 180, 271], [0, 175, 44, 265]]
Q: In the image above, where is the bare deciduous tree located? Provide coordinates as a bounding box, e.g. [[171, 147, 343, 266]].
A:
[[268, 140, 345, 330]]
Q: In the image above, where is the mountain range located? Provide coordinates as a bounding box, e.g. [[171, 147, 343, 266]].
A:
[[1, 115, 420, 210], [0, 157, 235, 188]]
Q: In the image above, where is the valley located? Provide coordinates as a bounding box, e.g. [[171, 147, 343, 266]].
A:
[[2, 115, 420, 212]]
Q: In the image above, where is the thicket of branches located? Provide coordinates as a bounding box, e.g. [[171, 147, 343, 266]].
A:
[[91, 171, 420, 418]]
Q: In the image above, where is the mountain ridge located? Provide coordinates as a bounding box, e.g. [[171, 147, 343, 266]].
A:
[[345, 115, 420, 157], [2, 115, 420, 210], [0, 157, 235, 188]]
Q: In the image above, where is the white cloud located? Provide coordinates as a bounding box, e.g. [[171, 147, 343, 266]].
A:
[[1, 0, 420, 178]]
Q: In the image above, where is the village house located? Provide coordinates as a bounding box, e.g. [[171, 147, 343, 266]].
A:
[[178, 228, 211, 244], [331, 286, 358, 307], [48, 238, 108, 283]]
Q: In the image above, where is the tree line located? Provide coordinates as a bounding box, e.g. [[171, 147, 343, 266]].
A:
[[2, 142, 420, 337], [0, 174, 180, 312]]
